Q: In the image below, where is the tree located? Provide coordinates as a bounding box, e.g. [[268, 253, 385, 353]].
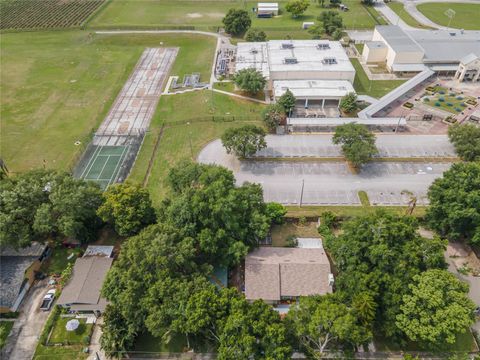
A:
[[332, 123, 377, 167], [362, 0, 376, 5], [262, 103, 286, 131], [277, 89, 296, 115], [233, 68, 266, 94], [221, 125, 267, 159], [285, 0, 310, 17], [339, 92, 358, 114], [286, 294, 372, 356], [318, 10, 343, 35], [448, 123, 480, 162], [245, 28, 267, 42], [0, 170, 102, 248], [97, 183, 156, 236], [266, 202, 287, 224], [396, 269, 475, 348], [324, 211, 447, 340], [222, 9, 251, 36], [100, 305, 137, 357], [308, 24, 324, 39], [426, 162, 480, 245]]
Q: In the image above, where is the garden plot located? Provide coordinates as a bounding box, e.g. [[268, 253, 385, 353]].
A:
[[421, 86, 476, 115]]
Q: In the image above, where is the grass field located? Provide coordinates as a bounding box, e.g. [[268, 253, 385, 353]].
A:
[[350, 58, 406, 98], [49, 318, 92, 345], [33, 344, 88, 360], [387, 2, 433, 29], [128, 90, 265, 205], [1, 31, 216, 174], [0, 321, 14, 349], [89, 0, 387, 36], [417, 2, 480, 30]]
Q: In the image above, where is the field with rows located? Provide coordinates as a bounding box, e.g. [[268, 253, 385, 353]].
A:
[[0, 0, 105, 30]]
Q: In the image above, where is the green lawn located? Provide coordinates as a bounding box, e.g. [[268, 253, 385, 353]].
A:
[[286, 205, 427, 219], [271, 222, 321, 247], [128, 90, 265, 205], [0, 321, 14, 349], [41, 246, 83, 276], [49, 318, 93, 345], [1, 31, 215, 174], [417, 2, 480, 30], [387, 2, 434, 29], [350, 58, 406, 98], [33, 344, 88, 360], [90, 0, 386, 37]]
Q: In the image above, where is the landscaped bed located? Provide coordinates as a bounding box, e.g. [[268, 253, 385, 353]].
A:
[[421, 86, 475, 114]]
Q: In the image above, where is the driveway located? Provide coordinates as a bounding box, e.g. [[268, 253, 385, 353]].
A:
[[2, 280, 51, 360], [198, 137, 451, 205]]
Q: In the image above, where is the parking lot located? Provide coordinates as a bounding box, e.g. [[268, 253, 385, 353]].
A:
[[199, 138, 452, 205], [253, 135, 456, 158]]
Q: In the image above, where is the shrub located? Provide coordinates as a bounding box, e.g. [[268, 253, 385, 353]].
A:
[[461, 103, 467, 107], [423, 97, 430, 102], [435, 102, 441, 107], [439, 90, 445, 95], [438, 97, 445, 102], [266, 202, 287, 224], [456, 96, 463, 100], [298, 216, 307, 226], [446, 102, 453, 107], [39, 305, 60, 345], [454, 108, 462, 112], [320, 211, 338, 228], [0, 311, 19, 319], [286, 235, 298, 247]]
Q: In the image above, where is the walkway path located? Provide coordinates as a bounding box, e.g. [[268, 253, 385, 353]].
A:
[[212, 88, 267, 104], [374, 1, 413, 30]]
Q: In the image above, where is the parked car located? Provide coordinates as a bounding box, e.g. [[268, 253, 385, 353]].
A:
[[39, 289, 56, 311]]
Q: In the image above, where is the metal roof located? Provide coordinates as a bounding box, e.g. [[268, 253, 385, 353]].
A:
[[0, 256, 37, 309], [376, 25, 423, 53], [287, 117, 406, 126]]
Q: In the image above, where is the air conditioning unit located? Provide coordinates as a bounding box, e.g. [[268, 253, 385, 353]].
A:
[[328, 273, 335, 287]]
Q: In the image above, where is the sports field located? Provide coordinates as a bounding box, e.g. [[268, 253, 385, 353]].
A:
[[417, 2, 480, 30], [90, 0, 387, 36], [0, 31, 216, 173]]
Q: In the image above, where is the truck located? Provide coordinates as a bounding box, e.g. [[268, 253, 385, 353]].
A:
[[39, 289, 56, 311]]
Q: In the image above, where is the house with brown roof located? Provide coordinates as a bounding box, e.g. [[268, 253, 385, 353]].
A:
[[245, 247, 333, 305], [56, 246, 113, 314]]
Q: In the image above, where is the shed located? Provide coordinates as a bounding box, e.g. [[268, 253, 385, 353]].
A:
[[257, 2, 279, 17]]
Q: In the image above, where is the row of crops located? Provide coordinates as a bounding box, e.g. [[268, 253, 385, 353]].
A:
[[0, 0, 105, 30]]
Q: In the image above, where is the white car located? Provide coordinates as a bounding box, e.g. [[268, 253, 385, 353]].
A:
[[39, 289, 56, 311]]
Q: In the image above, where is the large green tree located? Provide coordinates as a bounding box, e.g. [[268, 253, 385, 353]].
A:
[[332, 123, 378, 167], [222, 9, 251, 36], [285, 0, 310, 17], [262, 103, 286, 131], [234, 68, 266, 94], [396, 269, 475, 348], [0, 170, 102, 248], [324, 211, 447, 340], [245, 28, 267, 42], [286, 294, 372, 357], [426, 162, 480, 245], [221, 125, 267, 159], [339, 92, 358, 114], [448, 123, 480, 162], [97, 183, 156, 236], [318, 10, 343, 35], [277, 89, 296, 115]]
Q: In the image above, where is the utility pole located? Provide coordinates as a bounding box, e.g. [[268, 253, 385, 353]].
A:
[[187, 122, 193, 159], [299, 179, 305, 207]]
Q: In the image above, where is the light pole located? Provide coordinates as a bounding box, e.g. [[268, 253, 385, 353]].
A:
[[187, 122, 193, 159]]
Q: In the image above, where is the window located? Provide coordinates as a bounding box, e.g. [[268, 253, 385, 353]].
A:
[[322, 57, 337, 65]]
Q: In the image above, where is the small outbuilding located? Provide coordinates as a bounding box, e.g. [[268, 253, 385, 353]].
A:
[[257, 2, 279, 17]]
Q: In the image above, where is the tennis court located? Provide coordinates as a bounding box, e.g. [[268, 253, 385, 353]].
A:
[[80, 145, 128, 189]]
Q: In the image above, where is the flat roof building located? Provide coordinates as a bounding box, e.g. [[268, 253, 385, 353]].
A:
[[257, 2, 278, 16]]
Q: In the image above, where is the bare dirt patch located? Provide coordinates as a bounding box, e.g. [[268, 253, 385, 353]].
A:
[[187, 13, 203, 18]]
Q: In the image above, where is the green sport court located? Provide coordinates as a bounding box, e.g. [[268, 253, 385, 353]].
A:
[[79, 145, 128, 189]]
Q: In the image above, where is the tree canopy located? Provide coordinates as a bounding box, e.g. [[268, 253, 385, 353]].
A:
[[277, 89, 296, 115], [97, 183, 156, 236], [221, 125, 267, 159], [222, 9, 251, 35], [332, 123, 378, 167], [262, 103, 286, 131], [286, 294, 372, 356], [448, 123, 480, 162], [285, 0, 310, 17], [318, 10, 343, 35], [339, 92, 358, 114], [0, 169, 102, 248], [324, 211, 447, 340], [234, 68, 266, 94], [426, 162, 480, 245], [396, 269, 475, 348], [245, 28, 267, 42]]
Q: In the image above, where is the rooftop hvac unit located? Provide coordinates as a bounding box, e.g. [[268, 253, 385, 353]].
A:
[[328, 273, 335, 287], [250, 48, 259, 54], [284, 57, 298, 64], [322, 57, 337, 65], [317, 43, 330, 50], [282, 43, 294, 49]]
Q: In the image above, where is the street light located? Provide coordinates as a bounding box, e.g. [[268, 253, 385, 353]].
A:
[[187, 122, 193, 159]]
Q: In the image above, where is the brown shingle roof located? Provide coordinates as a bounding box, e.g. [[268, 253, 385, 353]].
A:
[[245, 247, 332, 301]]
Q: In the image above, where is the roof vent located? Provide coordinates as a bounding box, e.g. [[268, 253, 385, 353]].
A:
[[322, 57, 337, 65], [250, 48, 258, 54], [285, 57, 298, 64], [282, 43, 294, 49], [317, 43, 330, 50]]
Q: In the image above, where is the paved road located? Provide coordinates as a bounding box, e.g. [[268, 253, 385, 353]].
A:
[[2, 280, 50, 360], [199, 138, 451, 205], [250, 135, 456, 159]]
